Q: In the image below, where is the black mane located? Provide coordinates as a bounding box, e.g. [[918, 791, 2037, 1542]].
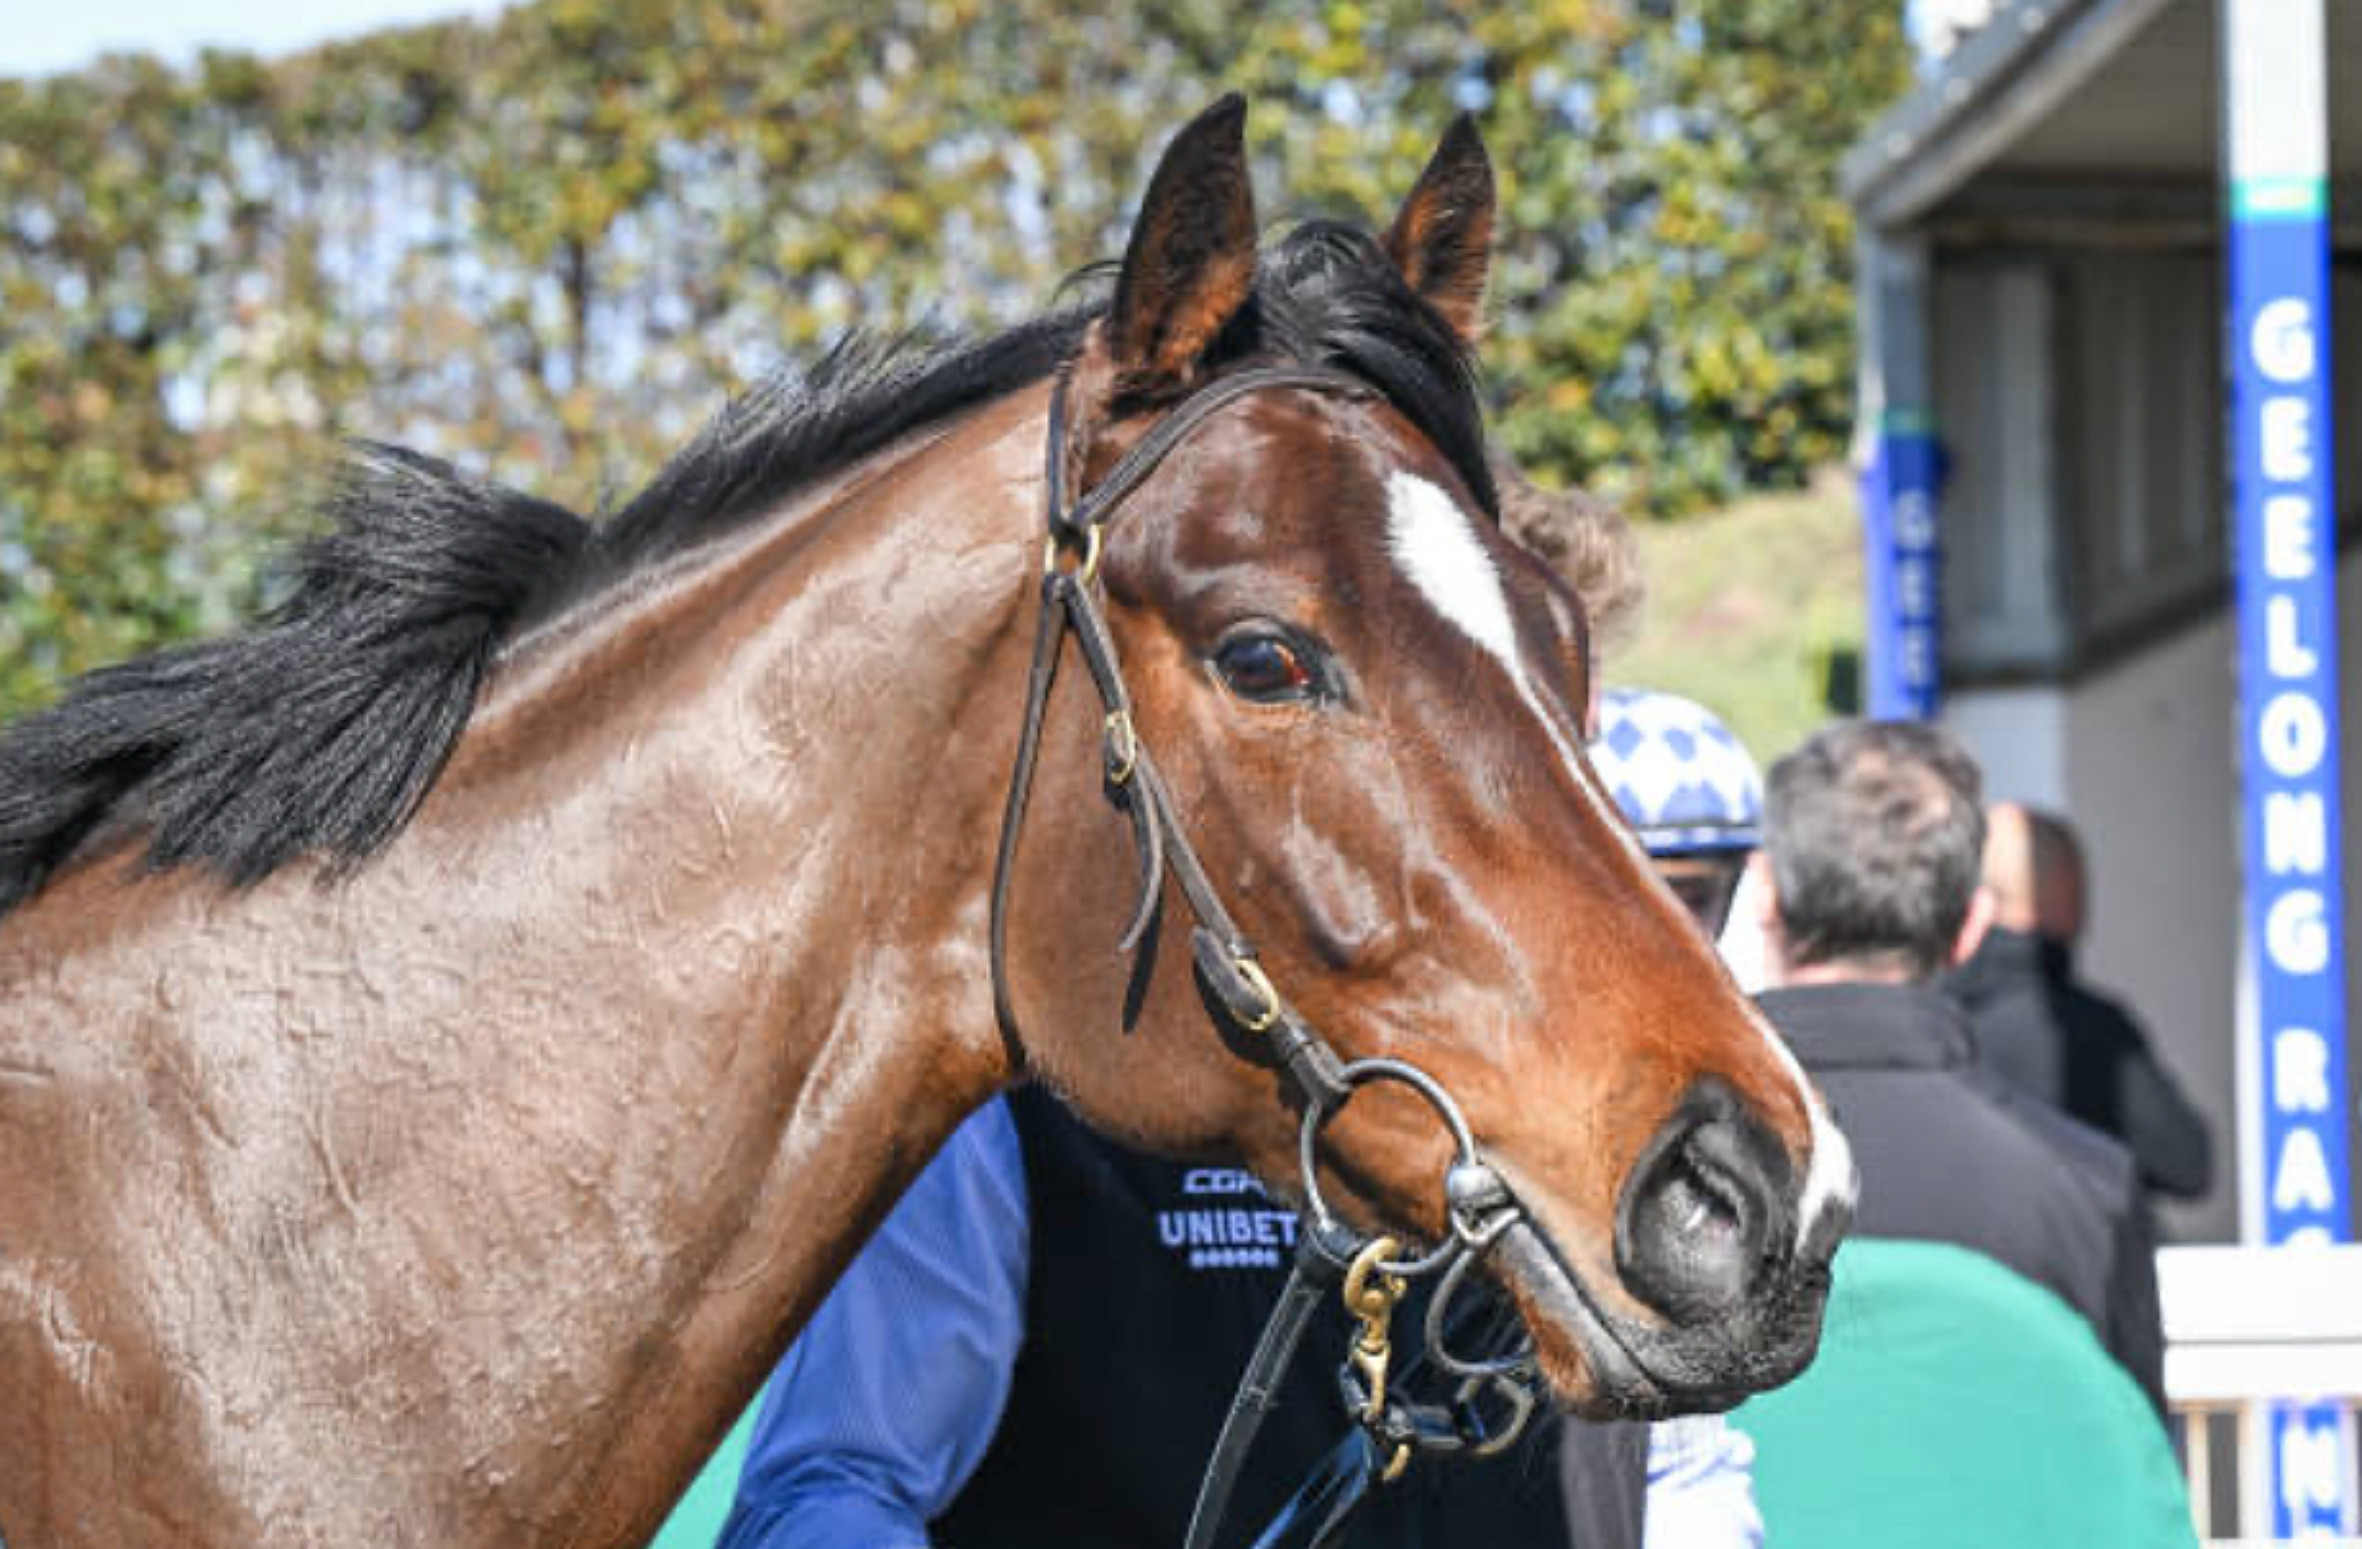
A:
[[0, 219, 1488, 919]]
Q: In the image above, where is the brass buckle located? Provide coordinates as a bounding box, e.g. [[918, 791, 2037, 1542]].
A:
[[1231, 956, 1280, 1033], [1103, 710, 1139, 786]]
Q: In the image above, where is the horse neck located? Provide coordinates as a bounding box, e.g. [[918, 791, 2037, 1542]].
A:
[[455, 379, 1051, 1048], [399, 384, 1051, 1539], [0, 382, 1061, 1547]]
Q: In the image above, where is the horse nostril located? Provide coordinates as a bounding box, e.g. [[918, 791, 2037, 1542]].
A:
[[1614, 1082, 1796, 1321], [1665, 1148, 1746, 1244]]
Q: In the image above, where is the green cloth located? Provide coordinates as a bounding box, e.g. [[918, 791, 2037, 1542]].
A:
[[648, 1395, 762, 1549], [1733, 1239, 2195, 1548]]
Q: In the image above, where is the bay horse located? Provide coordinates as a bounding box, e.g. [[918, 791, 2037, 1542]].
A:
[[0, 98, 1851, 1547]]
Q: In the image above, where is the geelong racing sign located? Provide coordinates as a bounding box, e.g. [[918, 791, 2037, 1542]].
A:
[[1863, 410, 1942, 721], [2224, 0, 2353, 1533]]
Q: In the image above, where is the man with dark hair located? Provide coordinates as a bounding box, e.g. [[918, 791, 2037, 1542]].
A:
[[1948, 802, 2213, 1199], [1748, 721, 2164, 1405], [1760, 722, 1990, 979]]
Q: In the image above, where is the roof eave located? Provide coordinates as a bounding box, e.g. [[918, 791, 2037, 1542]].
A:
[[1842, 0, 2184, 229]]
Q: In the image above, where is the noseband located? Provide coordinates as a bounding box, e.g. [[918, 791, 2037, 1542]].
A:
[[988, 363, 1543, 1547]]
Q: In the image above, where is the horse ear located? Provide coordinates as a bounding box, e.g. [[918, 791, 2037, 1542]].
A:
[[1386, 114, 1495, 343], [1107, 94, 1259, 395]]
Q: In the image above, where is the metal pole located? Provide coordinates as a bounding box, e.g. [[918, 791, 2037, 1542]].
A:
[[2221, 0, 2354, 1533]]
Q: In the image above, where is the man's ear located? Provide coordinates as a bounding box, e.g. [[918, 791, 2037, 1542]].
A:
[[1105, 94, 1259, 397], [1385, 114, 1495, 343], [1951, 883, 1998, 969]]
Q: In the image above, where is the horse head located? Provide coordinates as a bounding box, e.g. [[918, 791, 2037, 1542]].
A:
[[997, 97, 1853, 1417]]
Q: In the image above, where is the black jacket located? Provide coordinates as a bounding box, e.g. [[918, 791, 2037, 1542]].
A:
[[938, 1085, 1645, 1549], [1758, 982, 2166, 1411], [1946, 927, 2213, 1198]]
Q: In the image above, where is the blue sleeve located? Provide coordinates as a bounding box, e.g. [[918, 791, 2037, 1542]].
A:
[[1641, 1415, 1763, 1549], [717, 1098, 1029, 1549]]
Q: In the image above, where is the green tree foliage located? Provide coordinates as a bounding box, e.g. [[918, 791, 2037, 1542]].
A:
[[0, 0, 1907, 718]]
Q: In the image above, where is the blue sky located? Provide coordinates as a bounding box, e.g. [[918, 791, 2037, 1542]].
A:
[[2, 0, 514, 79]]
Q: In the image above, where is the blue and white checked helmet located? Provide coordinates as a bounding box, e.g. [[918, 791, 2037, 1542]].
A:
[[1592, 688, 1763, 855]]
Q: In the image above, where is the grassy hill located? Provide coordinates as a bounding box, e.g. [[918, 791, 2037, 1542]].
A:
[[1609, 467, 1864, 767]]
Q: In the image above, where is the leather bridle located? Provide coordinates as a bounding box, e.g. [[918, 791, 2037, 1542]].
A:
[[988, 360, 1546, 1549]]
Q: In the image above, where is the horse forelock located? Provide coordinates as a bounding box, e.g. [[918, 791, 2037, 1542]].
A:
[[1243, 219, 1495, 521]]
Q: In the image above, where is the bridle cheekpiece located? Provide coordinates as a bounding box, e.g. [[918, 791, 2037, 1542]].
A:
[[987, 359, 1544, 1549]]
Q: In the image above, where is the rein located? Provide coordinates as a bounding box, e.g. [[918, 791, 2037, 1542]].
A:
[[987, 363, 1544, 1549]]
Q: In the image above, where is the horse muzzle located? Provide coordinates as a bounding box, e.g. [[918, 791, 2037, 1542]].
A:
[[1495, 1076, 1855, 1417]]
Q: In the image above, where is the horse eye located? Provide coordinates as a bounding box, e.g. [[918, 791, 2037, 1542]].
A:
[[1213, 632, 1320, 704]]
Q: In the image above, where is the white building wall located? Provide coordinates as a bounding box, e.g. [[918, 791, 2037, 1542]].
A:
[[2058, 610, 2242, 1245], [1943, 688, 2070, 805], [1944, 544, 2362, 1243]]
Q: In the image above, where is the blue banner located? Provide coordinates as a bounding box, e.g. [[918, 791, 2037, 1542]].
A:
[[1861, 420, 1942, 720], [2229, 197, 2353, 1541], [2230, 206, 2350, 1263]]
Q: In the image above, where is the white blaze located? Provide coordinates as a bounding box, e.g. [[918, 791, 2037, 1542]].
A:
[[1382, 469, 1855, 1248], [1381, 470, 1596, 791]]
